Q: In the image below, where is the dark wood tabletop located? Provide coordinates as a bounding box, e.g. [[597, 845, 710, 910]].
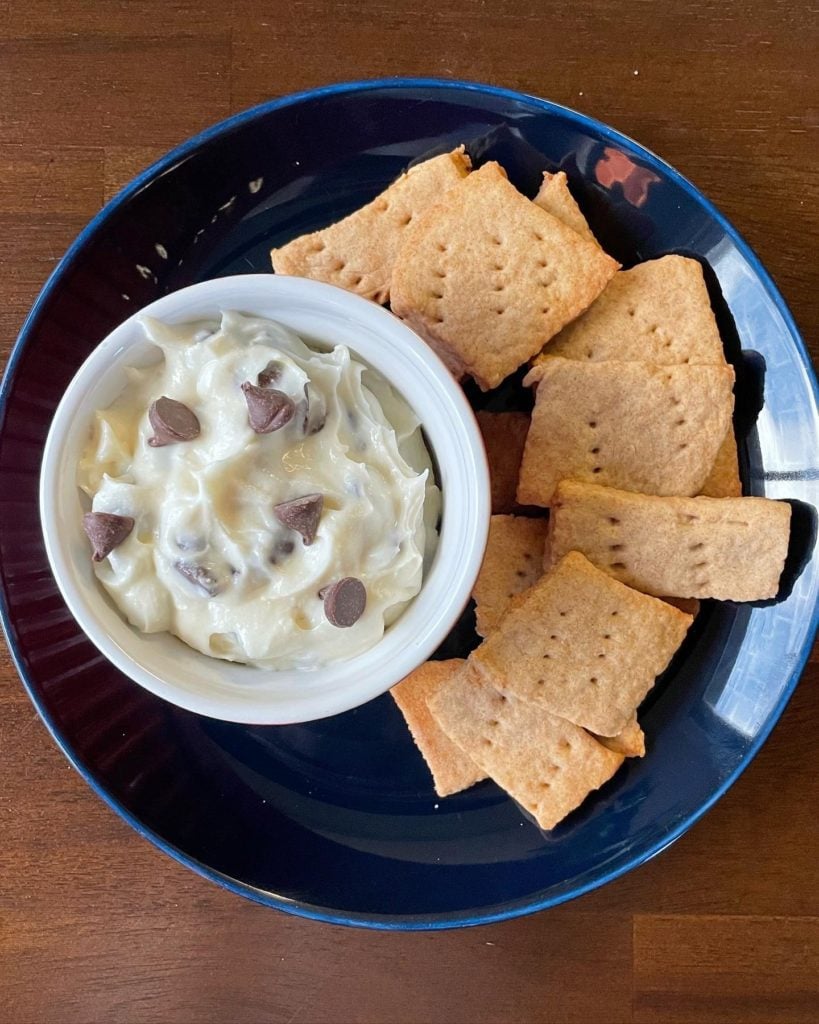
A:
[[1, 2, 817, 1022]]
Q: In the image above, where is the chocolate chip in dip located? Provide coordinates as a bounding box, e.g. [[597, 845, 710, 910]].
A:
[[322, 577, 367, 628], [257, 360, 284, 388], [147, 396, 201, 447], [241, 381, 295, 433], [82, 511, 135, 561], [273, 493, 324, 546], [175, 561, 222, 597]]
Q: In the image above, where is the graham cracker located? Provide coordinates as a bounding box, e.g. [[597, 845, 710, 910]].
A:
[[517, 357, 735, 506], [547, 480, 791, 601], [270, 148, 471, 303], [427, 664, 624, 830], [700, 428, 742, 497], [476, 410, 531, 514], [595, 716, 646, 758], [391, 659, 486, 797], [541, 537, 701, 617], [531, 255, 726, 366], [470, 551, 693, 736], [390, 162, 619, 390], [533, 171, 599, 246], [473, 515, 548, 638]]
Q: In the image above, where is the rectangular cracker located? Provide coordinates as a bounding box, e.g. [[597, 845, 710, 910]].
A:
[[270, 148, 471, 303], [427, 664, 624, 830], [700, 428, 742, 497], [391, 162, 619, 390], [533, 171, 599, 247], [539, 545, 700, 617], [470, 551, 693, 736], [531, 255, 726, 366], [594, 716, 646, 758], [547, 480, 791, 601], [473, 515, 548, 637], [476, 410, 531, 514], [517, 357, 735, 506], [391, 660, 486, 797]]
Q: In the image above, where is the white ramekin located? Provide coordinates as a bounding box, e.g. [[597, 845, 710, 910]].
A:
[[39, 275, 490, 724]]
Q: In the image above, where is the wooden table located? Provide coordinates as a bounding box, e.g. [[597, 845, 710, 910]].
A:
[[1, 2, 817, 1022]]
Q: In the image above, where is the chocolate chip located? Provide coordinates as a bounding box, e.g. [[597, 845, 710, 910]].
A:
[[269, 537, 295, 564], [322, 577, 366, 628], [241, 382, 295, 433], [148, 396, 201, 447], [174, 561, 222, 596], [273, 493, 323, 545], [302, 382, 327, 436], [257, 360, 284, 388], [82, 512, 134, 561]]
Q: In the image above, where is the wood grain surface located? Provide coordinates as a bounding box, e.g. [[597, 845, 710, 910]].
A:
[[1, 2, 817, 1022]]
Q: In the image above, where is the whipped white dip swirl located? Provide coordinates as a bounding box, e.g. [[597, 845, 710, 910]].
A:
[[78, 311, 440, 669]]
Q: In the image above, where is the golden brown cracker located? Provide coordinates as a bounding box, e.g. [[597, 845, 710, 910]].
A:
[[391, 659, 486, 797], [517, 357, 735, 506], [547, 480, 791, 601], [531, 255, 725, 366], [470, 551, 693, 736], [473, 515, 548, 638], [270, 148, 471, 303], [700, 428, 742, 497], [542, 541, 701, 617], [533, 171, 599, 246], [594, 716, 646, 758], [390, 162, 619, 390], [427, 664, 624, 830], [542, 550, 701, 616], [476, 410, 531, 514]]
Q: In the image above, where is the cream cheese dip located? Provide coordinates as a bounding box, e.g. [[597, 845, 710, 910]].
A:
[[78, 311, 440, 669]]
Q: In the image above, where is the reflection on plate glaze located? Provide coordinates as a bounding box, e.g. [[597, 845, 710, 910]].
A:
[[595, 147, 661, 207]]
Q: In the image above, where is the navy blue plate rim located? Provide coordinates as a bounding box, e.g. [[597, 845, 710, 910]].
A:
[[3, 77, 818, 931]]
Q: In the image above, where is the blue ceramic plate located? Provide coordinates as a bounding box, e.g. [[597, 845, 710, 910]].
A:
[[3, 79, 818, 930]]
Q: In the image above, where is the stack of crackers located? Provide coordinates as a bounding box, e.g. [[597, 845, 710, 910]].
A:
[[271, 147, 793, 831]]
